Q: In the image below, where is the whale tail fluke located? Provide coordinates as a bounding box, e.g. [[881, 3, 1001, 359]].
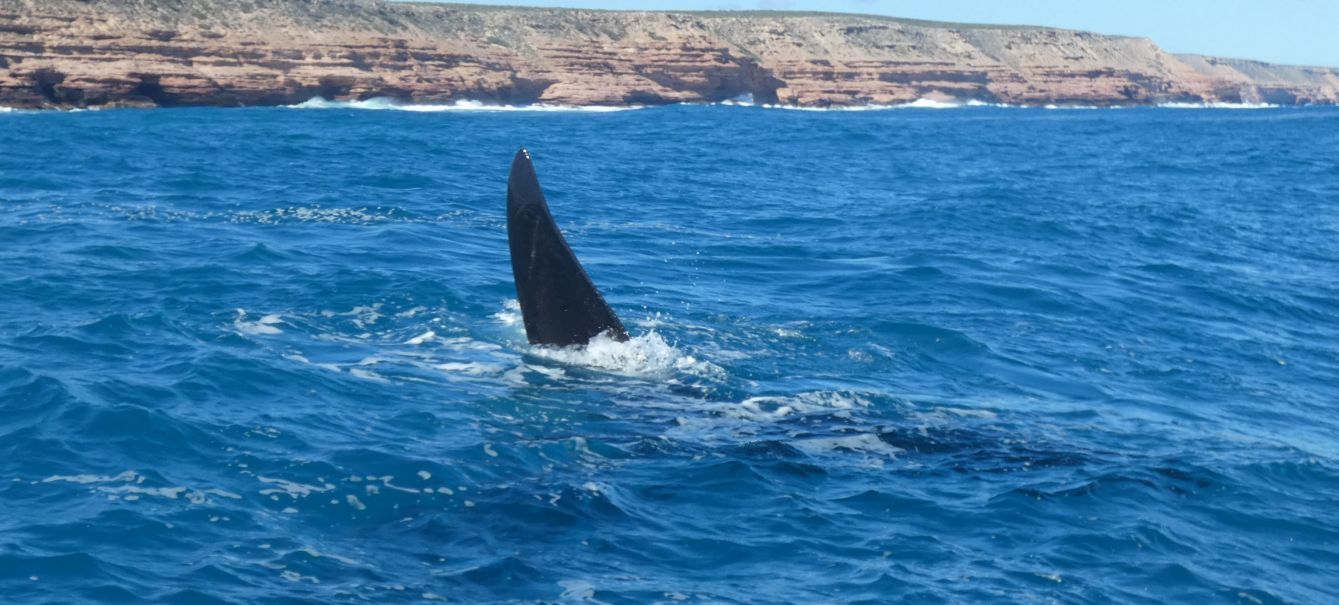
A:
[[507, 148, 629, 346]]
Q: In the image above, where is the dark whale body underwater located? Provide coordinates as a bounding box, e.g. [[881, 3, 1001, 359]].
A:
[[506, 148, 630, 347]]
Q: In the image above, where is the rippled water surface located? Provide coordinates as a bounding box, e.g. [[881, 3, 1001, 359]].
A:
[[2, 105, 1338, 604]]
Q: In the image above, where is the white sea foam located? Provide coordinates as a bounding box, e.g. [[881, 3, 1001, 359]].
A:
[[434, 361, 506, 376], [792, 433, 903, 460], [766, 99, 1131, 110], [717, 92, 758, 107], [558, 579, 599, 600], [287, 96, 642, 113], [97, 485, 189, 500], [234, 310, 284, 335], [232, 206, 404, 225], [662, 389, 905, 467], [395, 306, 429, 319], [771, 97, 980, 110], [281, 570, 320, 584], [297, 547, 361, 566], [495, 300, 722, 379], [493, 299, 523, 326], [730, 391, 872, 422], [529, 331, 724, 379], [258, 476, 334, 499], [701, 97, 972, 111], [42, 470, 141, 484], [964, 99, 1019, 108], [406, 330, 436, 345], [766, 98, 961, 111], [896, 98, 963, 109], [1158, 101, 1279, 109], [43, 471, 240, 504], [348, 367, 390, 383]]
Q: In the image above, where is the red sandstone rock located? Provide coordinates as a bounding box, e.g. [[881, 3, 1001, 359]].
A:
[[1, 0, 1335, 109]]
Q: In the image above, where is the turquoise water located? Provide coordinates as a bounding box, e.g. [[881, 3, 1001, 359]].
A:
[[1, 104, 1337, 604]]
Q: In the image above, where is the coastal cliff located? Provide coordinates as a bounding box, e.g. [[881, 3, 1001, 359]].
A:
[[3, 0, 1337, 109]]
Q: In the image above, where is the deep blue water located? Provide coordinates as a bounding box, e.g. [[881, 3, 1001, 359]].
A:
[[2, 104, 1338, 604]]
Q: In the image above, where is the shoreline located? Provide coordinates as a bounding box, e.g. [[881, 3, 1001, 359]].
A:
[[4, 0, 1337, 110], [3, 96, 1315, 114]]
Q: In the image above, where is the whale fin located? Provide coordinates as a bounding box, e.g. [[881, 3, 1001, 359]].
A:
[[507, 148, 629, 346]]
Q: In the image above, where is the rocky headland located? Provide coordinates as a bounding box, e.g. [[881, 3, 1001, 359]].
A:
[[2, 0, 1337, 109]]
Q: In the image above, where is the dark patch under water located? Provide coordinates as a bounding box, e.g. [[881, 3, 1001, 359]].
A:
[[1, 104, 1337, 604]]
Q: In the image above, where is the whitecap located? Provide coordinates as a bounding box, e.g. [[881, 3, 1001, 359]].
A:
[[528, 331, 724, 380], [719, 92, 756, 107], [287, 96, 642, 113], [1158, 101, 1279, 109], [297, 547, 361, 566], [434, 361, 505, 376], [431, 99, 641, 113], [231, 206, 397, 225], [493, 299, 523, 326], [280, 570, 320, 584], [558, 579, 598, 600], [731, 391, 872, 422], [710, 98, 1032, 111], [896, 98, 962, 109], [767, 98, 962, 111], [258, 476, 334, 499], [395, 306, 429, 318], [97, 485, 189, 500], [964, 99, 1019, 108], [348, 367, 390, 383], [792, 433, 904, 460], [287, 97, 397, 110], [234, 310, 283, 335], [42, 470, 140, 484], [406, 330, 436, 345]]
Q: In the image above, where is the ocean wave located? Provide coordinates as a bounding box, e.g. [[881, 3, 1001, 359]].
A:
[[733, 100, 1172, 110], [41, 470, 242, 504], [230, 206, 414, 225], [1158, 101, 1280, 109], [7, 98, 1339, 604], [733, 390, 875, 422], [492, 299, 523, 326], [489, 299, 725, 380], [234, 309, 284, 335], [721, 98, 1095, 111], [762, 98, 966, 111], [894, 98, 965, 109], [528, 331, 725, 380], [286, 96, 642, 112]]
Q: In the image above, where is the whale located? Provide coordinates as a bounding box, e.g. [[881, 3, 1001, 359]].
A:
[[507, 148, 629, 346]]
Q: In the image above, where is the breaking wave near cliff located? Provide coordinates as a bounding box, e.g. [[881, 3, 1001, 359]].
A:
[[288, 96, 643, 112], [712, 95, 1285, 111]]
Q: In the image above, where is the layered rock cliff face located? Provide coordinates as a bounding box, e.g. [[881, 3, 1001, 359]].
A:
[[2, 0, 1337, 109]]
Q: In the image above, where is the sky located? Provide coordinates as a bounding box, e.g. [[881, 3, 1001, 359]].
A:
[[422, 0, 1339, 67]]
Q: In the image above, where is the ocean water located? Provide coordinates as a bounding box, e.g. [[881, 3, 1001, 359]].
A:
[[1, 103, 1337, 604]]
